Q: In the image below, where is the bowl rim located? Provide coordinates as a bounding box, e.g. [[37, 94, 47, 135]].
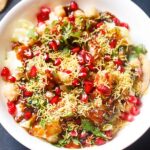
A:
[[0, 0, 150, 150]]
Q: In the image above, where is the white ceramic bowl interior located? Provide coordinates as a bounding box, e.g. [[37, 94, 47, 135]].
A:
[[0, 0, 150, 150]]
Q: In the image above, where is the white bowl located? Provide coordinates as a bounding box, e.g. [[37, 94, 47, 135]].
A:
[[0, 0, 150, 150]]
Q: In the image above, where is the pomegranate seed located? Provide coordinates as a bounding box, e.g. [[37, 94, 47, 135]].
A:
[[77, 54, 85, 65], [84, 81, 94, 94], [75, 118, 81, 125], [118, 66, 125, 73], [120, 112, 134, 122], [71, 47, 80, 54], [112, 17, 120, 26], [7, 101, 16, 115], [24, 111, 32, 120], [19, 85, 26, 91], [79, 49, 86, 56], [49, 40, 58, 51], [136, 98, 142, 107], [97, 84, 111, 96], [109, 39, 117, 49], [68, 14, 75, 22], [128, 95, 138, 104], [96, 22, 103, 28], [24, 49, 33, 59], [29, 66, 37, 78], [80, 67, 88, 73], [105, 130, 112, 137], [72, 78, 80, 86], [63, 69, 72, 74], [70, 130, 78, 137], [100, 29, 106, 35], [80, 131, 88, 138], [120, 22, 129, 29], [40, 6, 51, 15], [23, 90, 33, 97], [85, 53, 94, 65], [83, 141, 91, 147], [95, 138, 106, 145], [79, 72, 87, 78], [104, 55, 111, 61], [70, 1, 78, 11], [130, 106, 140, 116], [34, 50, 40, 56], [55, 87, 61, 96], [37, 6, 50, 23], [1, 67, 10, 77], [49, 96, 60, 104], [80, 93, 88, 103], [7, 76, 16, 83], [87, 64, 96, 71], [114, 59, 123, 66], [44, 53, 50, 62], [54, 58, 61, 66]]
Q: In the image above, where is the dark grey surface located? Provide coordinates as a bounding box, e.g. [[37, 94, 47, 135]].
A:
[[0, 0, 150, 150]]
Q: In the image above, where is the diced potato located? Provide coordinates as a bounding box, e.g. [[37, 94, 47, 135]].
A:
[[20, 119, 31, 129], [119, 26, 132, 43], [140, 55, 150, 94], [89, 46, 96, 56], [46, 12, 58, 25], [129, 57, 141, 68], [74, 10, 85, 18], [45, 91, 54, 99], [46, 134, 59, 143], [45, 121, 62, 137], [30, 125, 45, 137], [16, 103, 24, 117], [3, 83, 20, 101], [16, 19, 34, 29], [5, 51, 23, 80], [30, 122, 61, 143], [85, 7, 99, 18], [12, 19, 34, 45], [54, 5, 66, 17], [57, 71, 71, 84], [36, 23, 46, 35], [102, 124, 113, 131]]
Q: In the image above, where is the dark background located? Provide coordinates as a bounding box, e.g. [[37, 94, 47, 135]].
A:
[[0, 0, 150, 150]]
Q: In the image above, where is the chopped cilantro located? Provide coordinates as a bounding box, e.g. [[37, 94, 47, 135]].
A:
[[81, 119, 95, 132], [72, 138, 80, 145], [27, 28, 38, 40], [56, 138, 70, 147], [39, 118, 46, 128], [62, 47, 71, 56], [129, 44, 147, 57], [81, 119, 105, 138]]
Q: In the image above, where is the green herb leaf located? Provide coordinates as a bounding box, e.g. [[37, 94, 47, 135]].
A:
[[134, 45, 147, 55], [62, 47, 70, 56], [129, 44, 147, 57], [70, 31, 81, 38], [72, 138, 80, 145], [81, 119, 95, 132], [39, 118, 46, 128], [81, 119, 105, 138], [93, 128, 103, 137], [57, 139, 68, 147], [27, 28, 38, 40]]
